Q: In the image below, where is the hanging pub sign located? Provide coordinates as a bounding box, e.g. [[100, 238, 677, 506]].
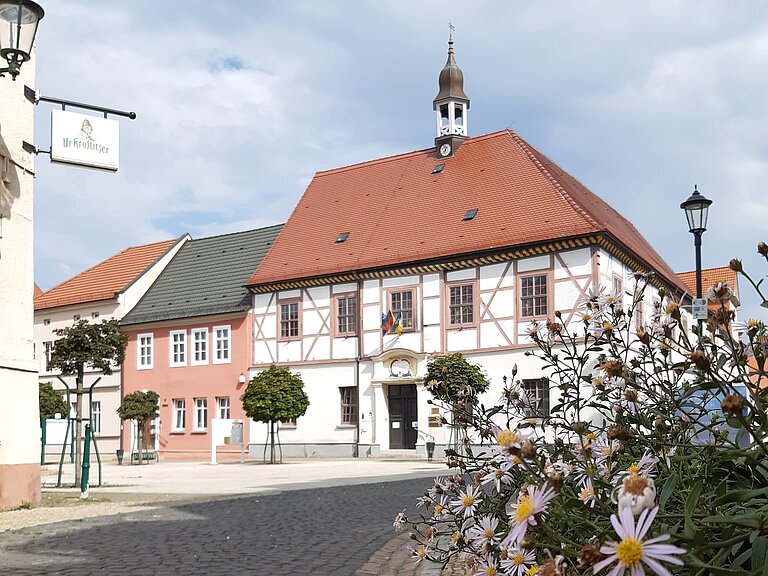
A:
[[50, 109, 119, 172]]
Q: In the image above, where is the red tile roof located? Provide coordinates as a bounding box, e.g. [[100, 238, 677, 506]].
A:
[[248, 130, 681, 289], [35, 239, 179, 311], [34, 283, 43, 298], [678, 267, 739, 298]]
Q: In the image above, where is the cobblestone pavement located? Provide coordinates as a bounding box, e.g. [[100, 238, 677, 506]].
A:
[[0, 478, 432, 576]]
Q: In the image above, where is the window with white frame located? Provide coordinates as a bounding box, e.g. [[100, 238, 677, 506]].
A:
[[520, 274, 548, 318], [613, 274, 623, 297], [194, 398, 208, 431], [335, 294, 358, 336], [339, 387, 358, 426], [137, 333, 154, 369], [91, 401, 101, 435], [213, 326, 231, 363], [217, 396, 231, 419], [173, 399, 185, 431], [170, 330, 187, 366], [448, 284, 474, 326], [192, 328, 208, 365], [43, 341, 53, 372], [390, 289, 415, 330], [633, 301, 644, 330], [522, 377, 550, 417], [279, 301, 300, 340]]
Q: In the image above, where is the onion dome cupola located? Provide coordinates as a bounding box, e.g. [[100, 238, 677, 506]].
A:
[[433, 36, 470, 159]]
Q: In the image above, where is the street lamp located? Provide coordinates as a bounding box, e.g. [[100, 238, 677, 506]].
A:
[[0, 0, 44, 80], [680, 184, 713, 335]]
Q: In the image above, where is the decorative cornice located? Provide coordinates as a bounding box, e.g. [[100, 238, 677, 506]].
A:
[[248, 233, 681, 295]]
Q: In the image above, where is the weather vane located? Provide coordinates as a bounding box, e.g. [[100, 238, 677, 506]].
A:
[[448, 22, 455, 41]]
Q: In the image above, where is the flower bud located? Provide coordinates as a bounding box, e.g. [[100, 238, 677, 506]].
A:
[[729, 258, 743, 273], [758, 241, 768, 257], [547, 471, 564, 490], [606, 425, 629, 441], [511, 363, 518, 377], [521, 442, 537, 460], [577, 543, 607, 569], [721, 393, 745, 418], [689, 349, 710, 371]]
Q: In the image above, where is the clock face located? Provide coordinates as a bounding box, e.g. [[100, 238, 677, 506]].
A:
[[390, 359, 412, 377], [439, 143, 451, 157]]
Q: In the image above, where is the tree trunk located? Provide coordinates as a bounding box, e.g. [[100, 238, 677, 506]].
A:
[[74, 365, 84, 486], [138, 421, 143, 465], [269, 420, 275, 464]]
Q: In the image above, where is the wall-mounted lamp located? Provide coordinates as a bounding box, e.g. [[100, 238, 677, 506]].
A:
[[0, 0, 44, 81], [238, 373, 246, 384]]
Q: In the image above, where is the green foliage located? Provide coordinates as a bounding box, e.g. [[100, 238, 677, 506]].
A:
[[240, 365, 309, 424], [39, 382, 67, 420], [423, 352, 490, 403], [51, 319, 128, 377], [402, 245, 768, 575], [117, 390, 159, 424]]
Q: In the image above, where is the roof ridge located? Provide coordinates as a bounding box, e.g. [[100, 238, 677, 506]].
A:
[[507, 129, 602, 231], [188, 223, 284, 244], [316, 130, 512, 178]]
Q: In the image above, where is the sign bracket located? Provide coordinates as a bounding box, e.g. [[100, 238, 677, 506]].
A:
[[24, 85, 137, 120]]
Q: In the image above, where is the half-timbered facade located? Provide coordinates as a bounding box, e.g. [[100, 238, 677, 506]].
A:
[[244, 41, 687, 458]]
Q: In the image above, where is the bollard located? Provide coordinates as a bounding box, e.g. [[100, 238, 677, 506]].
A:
[[80, 423, 91, 498]]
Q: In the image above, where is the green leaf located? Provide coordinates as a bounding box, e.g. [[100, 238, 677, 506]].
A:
[[685, 479, 703, 539], [659, 474, 677, 512], [712, 486, 768, 508]]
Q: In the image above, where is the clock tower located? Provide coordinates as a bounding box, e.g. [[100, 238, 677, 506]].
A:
[[433, 35, 470, 159]]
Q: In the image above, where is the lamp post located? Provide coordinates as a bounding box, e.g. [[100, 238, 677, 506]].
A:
[[680, 185, 713, 337], [0, 0, 44, 80]]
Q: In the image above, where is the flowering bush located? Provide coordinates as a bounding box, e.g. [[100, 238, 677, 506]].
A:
[[397, 244, 768, 575]]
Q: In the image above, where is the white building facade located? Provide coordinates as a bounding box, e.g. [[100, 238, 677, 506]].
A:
[[0, 51, 39, 508]]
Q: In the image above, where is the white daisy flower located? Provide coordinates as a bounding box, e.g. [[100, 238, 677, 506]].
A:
[[504, 482, 557, 544], [472, 555, 500, 576], [616, 474, 656, 515], [450, 483, 483, 519], [500, 547, 536, 576], [481, 461, 514, 493], [393, 509, 407, 532], [467, 515, 501, 547], [594, 506, 685, 576], [579, 477, 598, 508], [406, 545, 427, 564]]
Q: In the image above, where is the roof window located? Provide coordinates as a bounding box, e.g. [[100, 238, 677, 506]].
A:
[[335, 232, 350, 243], [431, 163, 445, 174], [462, 208, 478, 222]]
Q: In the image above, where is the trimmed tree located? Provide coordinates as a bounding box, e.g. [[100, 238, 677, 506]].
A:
[[116, 390, 159, 465], [423, 353, 490, 451], [50, 319, 128, 485], [39, 381, 67, 420], [241, 365, 310, 463]]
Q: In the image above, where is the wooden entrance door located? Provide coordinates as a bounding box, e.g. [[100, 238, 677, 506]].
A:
[[388, 384, 418, 449]]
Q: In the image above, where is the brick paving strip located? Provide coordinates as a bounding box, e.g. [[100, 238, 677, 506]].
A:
[[0, 478, 445, 576]]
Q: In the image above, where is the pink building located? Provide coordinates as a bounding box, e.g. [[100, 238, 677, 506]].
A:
[[120, 225, 282, 460]]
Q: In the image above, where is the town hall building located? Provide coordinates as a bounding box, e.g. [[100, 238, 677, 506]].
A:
[[244, 40, 689, 458]]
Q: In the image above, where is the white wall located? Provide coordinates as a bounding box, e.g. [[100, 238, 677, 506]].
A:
[[0, 55, 40, 507]]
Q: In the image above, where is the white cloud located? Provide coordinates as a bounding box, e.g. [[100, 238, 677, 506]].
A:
[[30, 1, 768, 319]]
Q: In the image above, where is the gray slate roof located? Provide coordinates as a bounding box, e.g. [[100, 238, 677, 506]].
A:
[[121, 224, 283, 326]]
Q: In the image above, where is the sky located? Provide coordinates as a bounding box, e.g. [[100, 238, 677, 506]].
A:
[[30, 1, 768, 319]]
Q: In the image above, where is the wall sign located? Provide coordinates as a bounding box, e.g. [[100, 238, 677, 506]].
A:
[[50, 109, 119, 172], [692, 297, 708, 321]]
